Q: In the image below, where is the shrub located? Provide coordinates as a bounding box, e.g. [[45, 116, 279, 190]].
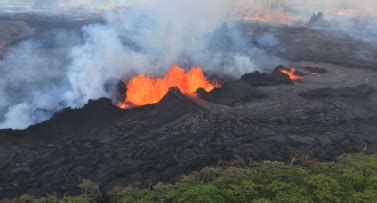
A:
[[3, 153, 377, 203], [79, 179, 102, 201]]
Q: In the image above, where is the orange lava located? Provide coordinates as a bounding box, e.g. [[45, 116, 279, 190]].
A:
[[279, 68, 302, 81], [118, 65, 218, 108]]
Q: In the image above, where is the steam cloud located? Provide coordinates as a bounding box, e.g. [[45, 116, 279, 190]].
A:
[[0, 0, 376, 129], [0, 0, 272, 129], [63, 0, 269, 106]]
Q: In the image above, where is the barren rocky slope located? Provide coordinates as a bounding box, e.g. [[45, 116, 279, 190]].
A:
[[1, 15, 377, 198], [1, 61, 377, 197]]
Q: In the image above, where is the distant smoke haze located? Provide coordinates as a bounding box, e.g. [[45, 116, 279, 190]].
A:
[[2, 1, 376, 43], [2, 0, 377, 16], [237, 1, 377, 42]]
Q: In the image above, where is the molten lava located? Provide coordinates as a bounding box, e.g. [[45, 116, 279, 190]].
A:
[[118, 65, 218, 108], [279, 68, 302, 81]]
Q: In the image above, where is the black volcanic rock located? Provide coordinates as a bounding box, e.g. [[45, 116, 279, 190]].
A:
[[240, 66, 301, 87], [0, 79, 376, 199], [308, 12, 331, 28], [197, 81, 266, 106], [300, 84, 374, 99], [240, 71, 291, 86], [2, 13, 377, 200], [199, 65, 302, 106], [0, 88, 205, 197], [301, 66, 329, 74]]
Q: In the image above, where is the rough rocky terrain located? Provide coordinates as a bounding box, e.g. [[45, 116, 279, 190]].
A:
[[1, 15, 377, 198], [1, 61, 377, 197]]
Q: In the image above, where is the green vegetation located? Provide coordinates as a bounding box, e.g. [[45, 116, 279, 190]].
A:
[[2, 154, 377, 203]]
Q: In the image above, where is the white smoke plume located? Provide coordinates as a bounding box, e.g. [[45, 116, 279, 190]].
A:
[[0, 0, 272, 129], [1, 0, 376, 129], [0, 41, 68, 129], [63, 0, 252, 106]]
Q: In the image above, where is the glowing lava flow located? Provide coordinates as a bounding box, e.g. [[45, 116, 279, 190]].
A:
[[279, 68, 302, 81], [118, 65, 218, 108]]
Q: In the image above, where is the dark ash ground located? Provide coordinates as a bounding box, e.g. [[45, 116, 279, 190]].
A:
[[1, 15, 377, 198]]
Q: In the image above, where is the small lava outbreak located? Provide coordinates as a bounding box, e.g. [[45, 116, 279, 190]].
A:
[[279, 68, 302, 81], [118, 65, 219, 108]]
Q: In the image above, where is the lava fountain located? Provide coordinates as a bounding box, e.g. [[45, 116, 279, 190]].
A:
[[118, 65, 219, 108]]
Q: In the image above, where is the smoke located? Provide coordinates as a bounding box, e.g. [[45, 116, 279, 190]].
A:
[[0, 40, 69, 129], [1, 0, 276, 129], [62, 0, 282, 107], [1, 0, 376, 129], [0, 103, 31, 129]]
